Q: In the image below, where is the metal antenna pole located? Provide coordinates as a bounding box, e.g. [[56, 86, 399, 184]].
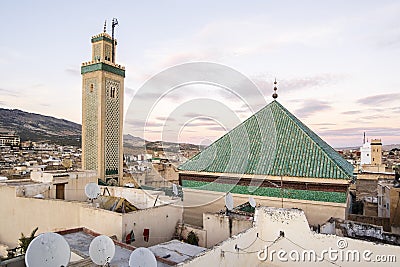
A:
[[111, 18, 119, 62]]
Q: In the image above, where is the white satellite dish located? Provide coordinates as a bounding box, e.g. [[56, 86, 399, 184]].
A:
[[85, 182, 100, 200], [25, 232, 70, 267], [89, 235, 115, 266], [172, 184, 178, 196], [129, 247, 157, 267], [249, 197, 256, 208], [225, 192, 234, 211]]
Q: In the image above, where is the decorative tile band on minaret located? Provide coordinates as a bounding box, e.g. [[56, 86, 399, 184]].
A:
[[81, 21, 124, 185]]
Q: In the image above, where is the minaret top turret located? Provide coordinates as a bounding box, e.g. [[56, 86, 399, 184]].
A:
[[90, 32, 115, 62], [81, 19, 124, 78]]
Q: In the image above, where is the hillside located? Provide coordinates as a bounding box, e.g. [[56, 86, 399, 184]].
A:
[[0, 108, 81, 146], [0, 109, 204, 153]]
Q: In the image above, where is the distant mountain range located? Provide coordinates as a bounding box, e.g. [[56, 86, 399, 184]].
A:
[[0, 108, 203, 152], [1, 108, 397, 151], [335, 144, 400, 151], [0, 108, 81, 146]]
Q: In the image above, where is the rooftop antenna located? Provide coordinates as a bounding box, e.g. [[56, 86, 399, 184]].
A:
[[111, 18, 119, 63], [129, 247, 157, 267], [25, 232, 71, 267], [272, 78, 278, 99], [85, 182, 101, 203], [89, 235, 116, 266], [363, 132, 366, 144], [225, 192, 234, 214], [249, 196, 256, 208], [103, 20, 107, 33]]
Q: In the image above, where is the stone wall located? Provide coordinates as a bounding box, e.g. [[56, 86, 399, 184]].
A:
[[347, 214, 390, 232]]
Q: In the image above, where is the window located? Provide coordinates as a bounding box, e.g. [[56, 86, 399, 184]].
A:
[[90, 84, 94, 93], [110, 87, 116, 98]]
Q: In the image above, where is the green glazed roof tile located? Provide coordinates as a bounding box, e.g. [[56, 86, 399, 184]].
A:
[[178, 100, 353, 179], [182, 180, 347, 203]]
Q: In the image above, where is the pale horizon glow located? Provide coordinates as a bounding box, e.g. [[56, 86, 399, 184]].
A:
[[1, 1, 400, 148]]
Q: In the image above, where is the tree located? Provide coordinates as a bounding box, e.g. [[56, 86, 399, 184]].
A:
[[19, 227, 38, 253], [186, 231, 199, 246]]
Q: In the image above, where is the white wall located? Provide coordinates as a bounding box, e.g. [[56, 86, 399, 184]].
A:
[[0, 186, 81, 247], [360, 143, 371, 165], [122, 204, 183, 247], [29, 170, 98, 202], [179, 207, 400, 267], [203, 212, 253, 248], [0, 184, 183, 248], [64, 171, 98, 201], [183, 188, 347, 227]]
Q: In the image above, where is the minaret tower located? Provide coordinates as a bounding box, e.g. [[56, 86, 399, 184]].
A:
[[81, 19, 124, 185]]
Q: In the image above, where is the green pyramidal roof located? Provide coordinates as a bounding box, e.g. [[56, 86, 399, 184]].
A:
[[178, 100, 354, 179]]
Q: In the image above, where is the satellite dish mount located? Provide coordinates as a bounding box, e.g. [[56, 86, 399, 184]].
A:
[[85, 182, 101, 203], [225, 192, 234, 215], [89, 235, 116, 266]]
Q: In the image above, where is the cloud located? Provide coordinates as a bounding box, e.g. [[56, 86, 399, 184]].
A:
[[130, 92, 162, 100], [318, 127, 400, 137], [251, 73, 347, 95], [125, 87, 136, 97], [377, 33, 400, 48], [0, 88, 17, 97], [65, 68, 80, 76], [294, 99, 332, 118], [126, 118, 164, 128], [342, 110, 362, 115], [155, 116, 175, 122], [184, 112, 205, 118], [206, 126, 229, 132], [359, 115, 390, 120], [186, 121, 220, 127], [310, 123, 336, 126], [357, 93, 400, 106]]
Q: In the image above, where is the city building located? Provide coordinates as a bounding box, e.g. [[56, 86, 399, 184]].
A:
[[377, 178, 400, 234], [360, 137, 385, 172], [0, 130, 20, 147], [179, 96, 354, 226], [81, 28, 125, 185]]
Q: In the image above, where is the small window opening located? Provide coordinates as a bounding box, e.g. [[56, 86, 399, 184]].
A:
[[110, 87, 116, 98]]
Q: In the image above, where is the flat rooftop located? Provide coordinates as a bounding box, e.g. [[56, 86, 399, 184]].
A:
[[149, 240, 206, 265], [0, 179, 40, 186], [59, 228, 175, 267]]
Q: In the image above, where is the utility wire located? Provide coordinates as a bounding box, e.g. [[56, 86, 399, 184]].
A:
[[284, 236, 342, 267]]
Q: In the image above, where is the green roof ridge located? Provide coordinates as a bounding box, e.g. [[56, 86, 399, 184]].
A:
[[178, 100, 354, 179]]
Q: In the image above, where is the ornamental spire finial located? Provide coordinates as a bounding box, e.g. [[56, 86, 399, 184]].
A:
[[272, 78, 278, 99]]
